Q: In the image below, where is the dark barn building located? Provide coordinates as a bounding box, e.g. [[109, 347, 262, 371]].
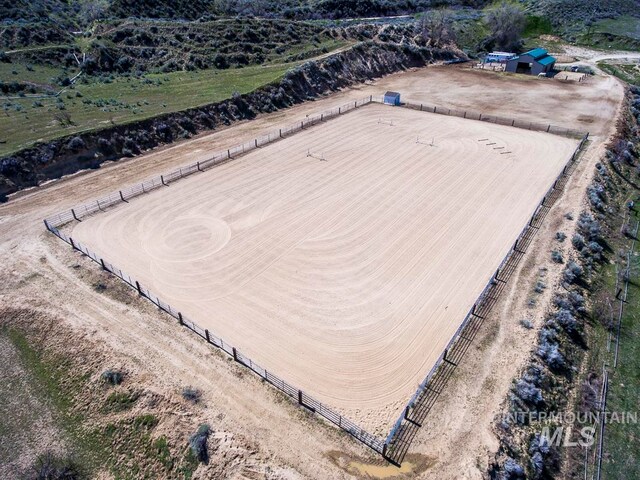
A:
[[505, 48, 556, 76]]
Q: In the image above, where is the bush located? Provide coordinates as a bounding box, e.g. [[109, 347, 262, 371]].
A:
[[577, 212, 601, 242], [32, 451, 83, 480], [572, 233, 585, 250], [514, 378, 543, 405], [551, 250, 563, 264], [101, 369, 123, 385], [555, 308, 578, 334], [97, 137, 113, 154], [181, 387, 201, 403], [563, 261, 583, 284], [538, 341, 565, 371], [520, 318, 533, 329], [67, 136, 85, 151], [555, 231, 566, 242], [189, 424, 211, 463], [503, 457, 525, 478]]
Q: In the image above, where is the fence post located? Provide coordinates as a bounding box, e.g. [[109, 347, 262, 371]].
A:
[[142, 183, 145, 193], [178, 312, 184, 325], [70, 237, 76, 250], [255, 139, 258, 148], [197, 161, 202, 172], [298, 390, 303, 405], [227, 149, 231, 158], [119, 190, 126, 202], [205, 329, 210, 342], [232, 347, 238, 361], [463, 111, 466, 118], [403, 405, 410, 420], [100, 258, 107, 271], [301, 121, 304, 130], [135, 281, 143, 296], [96, 200, 102, 212], [479, 113, 482, 121], [43, 219, 51, 231], [354, 101, 357, 108], [369, 95, 372, 102], [279, 129, 282, 138], [339, 107, 341, 114], [546, 124, 551, 133], [71, 208, 80, 222], [161, 175, 167, 186], [321, 113, 323, 121], [420, 104, 423, 111], [382, 443, 388, 457]]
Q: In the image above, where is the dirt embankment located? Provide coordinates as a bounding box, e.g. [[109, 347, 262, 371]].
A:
[[0, 41, 463, 202]]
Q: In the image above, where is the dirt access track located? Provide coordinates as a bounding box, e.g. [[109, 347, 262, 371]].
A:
[[69, 102, 577, 434], [0, 65, 624, 478]]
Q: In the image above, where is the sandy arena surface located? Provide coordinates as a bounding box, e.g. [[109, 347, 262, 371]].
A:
[[0, 63, 625, 478], [70, 103, 578, 432]]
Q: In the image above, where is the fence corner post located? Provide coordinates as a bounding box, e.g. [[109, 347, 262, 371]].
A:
[[382, 443, 388, 457], [43, 219, 51, 231], [71, 208, 80, 222]]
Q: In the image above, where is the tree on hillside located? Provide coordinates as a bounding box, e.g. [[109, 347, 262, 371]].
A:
[[484, 0, 525, 52], [420, 9, 455, 47]]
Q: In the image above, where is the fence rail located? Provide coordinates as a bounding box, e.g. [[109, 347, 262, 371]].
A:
[[44, 221, 386, 453], [382, 132, 589, 465], [44, 95, 374, 229], [43, 95, 590, 464], [371, 97, 587, 139]]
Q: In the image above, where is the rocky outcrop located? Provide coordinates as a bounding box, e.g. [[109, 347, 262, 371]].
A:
[[0, 41, 464, 201]]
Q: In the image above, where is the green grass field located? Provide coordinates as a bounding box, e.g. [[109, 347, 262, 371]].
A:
[[601, 213, 640, 478], [0, 63, 293, 156], [598, 62, 640, 86], [594, 15, 640, 41]]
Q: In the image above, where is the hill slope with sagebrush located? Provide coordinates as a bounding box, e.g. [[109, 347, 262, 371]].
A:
[[1, 0, 489, 25], [523, 0, 640, 35]]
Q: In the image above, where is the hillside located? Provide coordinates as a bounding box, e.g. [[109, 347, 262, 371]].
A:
[[1, 0, 488, 25]]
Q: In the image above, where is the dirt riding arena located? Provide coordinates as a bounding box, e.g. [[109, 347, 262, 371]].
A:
[[0, 64, 625, 479], [69, 103, 578, 433]]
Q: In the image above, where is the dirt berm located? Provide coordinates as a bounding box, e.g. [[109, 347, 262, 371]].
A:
[[0, 41, 463, 201]]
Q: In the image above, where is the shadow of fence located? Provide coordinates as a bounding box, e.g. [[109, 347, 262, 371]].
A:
[[383, 133, 589, 465]]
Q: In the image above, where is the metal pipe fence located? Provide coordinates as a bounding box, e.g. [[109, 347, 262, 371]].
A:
[[44, 95, 375, 229], [369, 97, 588, 140], [44, 220, 385, 453], [383, 131, 590, 464], [43, 95, 590, 464]]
